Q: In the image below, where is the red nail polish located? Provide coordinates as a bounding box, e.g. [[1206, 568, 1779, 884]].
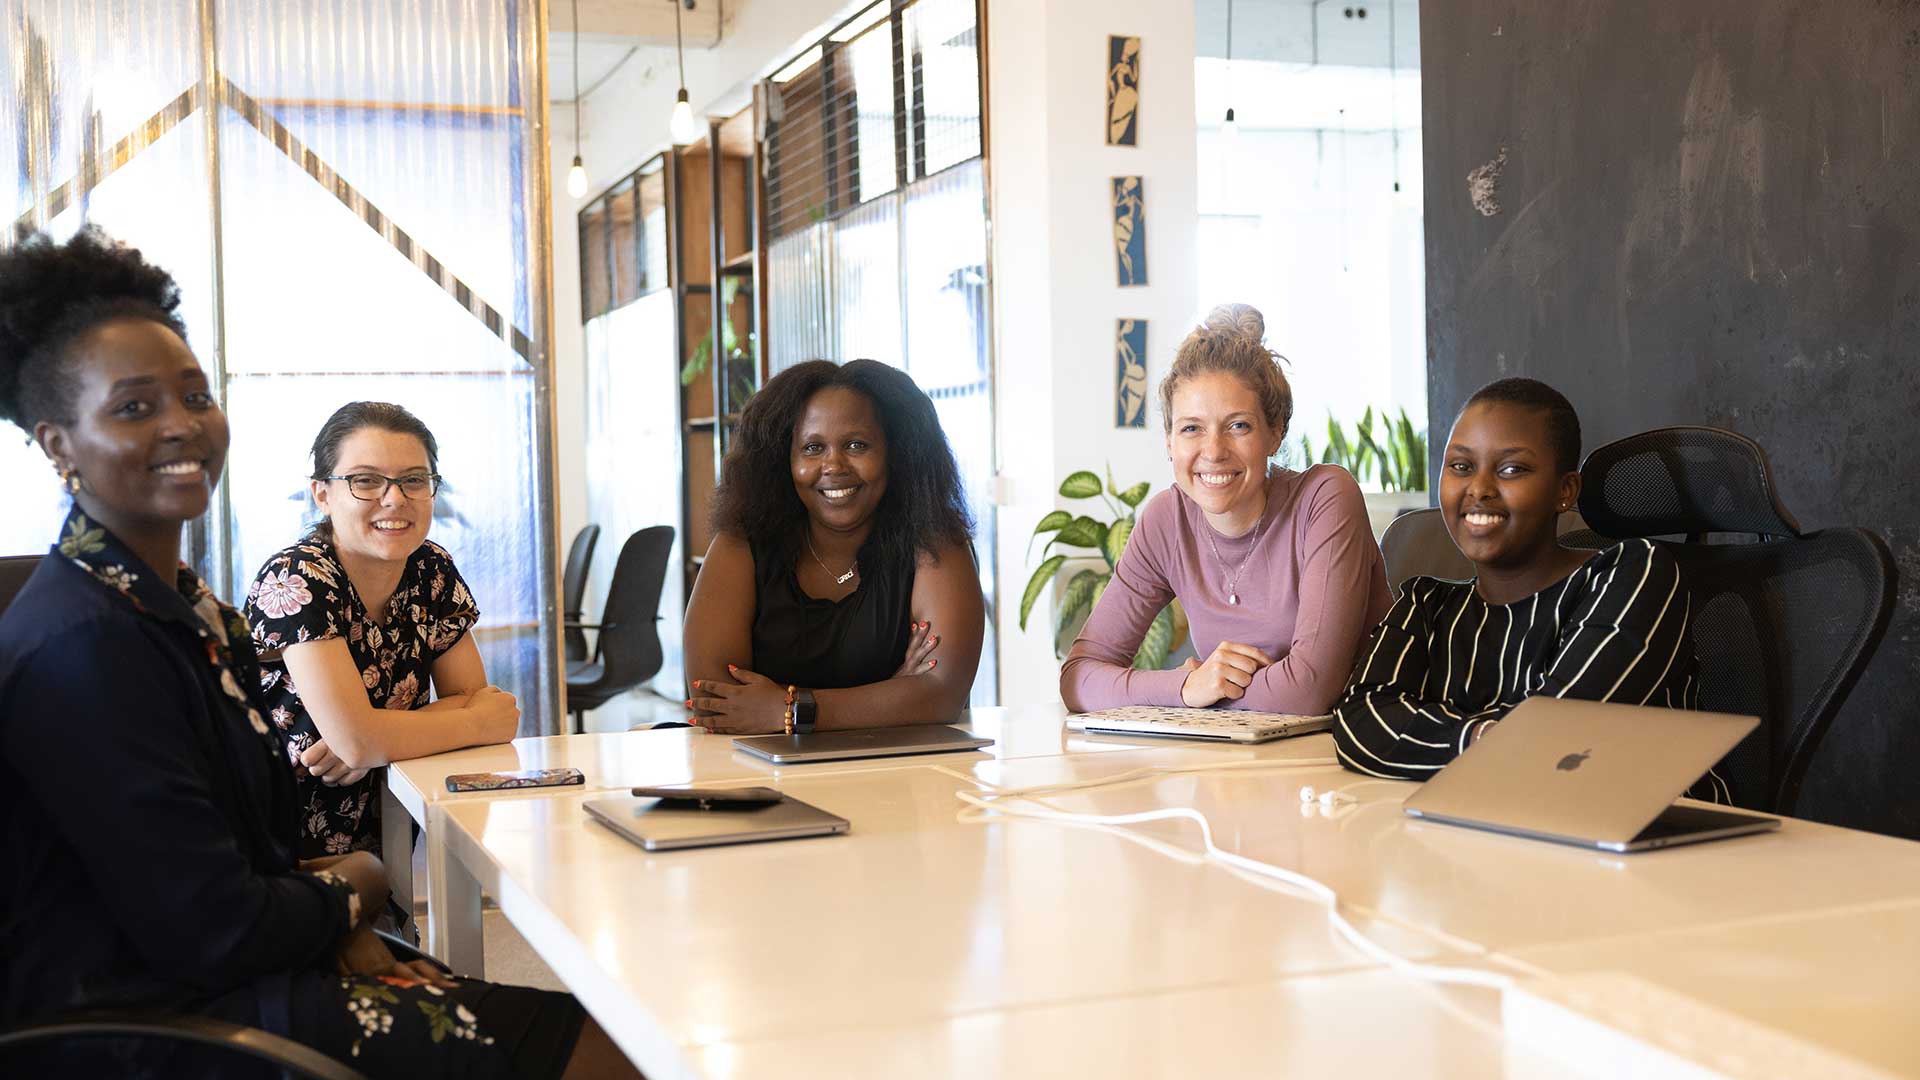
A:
[[727, 664, 737, 672], [684, 699, 693, 708], [929, 659, 938, 667]]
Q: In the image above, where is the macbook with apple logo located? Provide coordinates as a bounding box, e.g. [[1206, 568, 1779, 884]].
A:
[[1400, 697, 1780, 852]]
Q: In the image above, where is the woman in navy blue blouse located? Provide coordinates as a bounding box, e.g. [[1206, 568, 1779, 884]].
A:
[[0, 230, 633, 1077]]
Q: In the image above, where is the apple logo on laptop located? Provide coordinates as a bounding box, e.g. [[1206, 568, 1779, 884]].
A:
[[1556, 749, 1592, 772]]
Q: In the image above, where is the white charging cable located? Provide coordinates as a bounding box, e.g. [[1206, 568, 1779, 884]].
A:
[[952, 768, 1517, 993]]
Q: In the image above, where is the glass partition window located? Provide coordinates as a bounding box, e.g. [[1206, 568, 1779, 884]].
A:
[[4, 0, 559, 727]]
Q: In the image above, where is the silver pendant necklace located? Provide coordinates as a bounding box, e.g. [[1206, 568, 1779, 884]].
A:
[[806, 533, 858, 586], [1203, 514, 1267, 606]]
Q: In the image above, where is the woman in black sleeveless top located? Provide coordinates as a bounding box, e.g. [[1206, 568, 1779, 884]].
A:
[[684, 360, 984, 734]]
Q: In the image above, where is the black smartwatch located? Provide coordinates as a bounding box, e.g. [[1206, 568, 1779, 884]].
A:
[[793, 688, 818, 734]]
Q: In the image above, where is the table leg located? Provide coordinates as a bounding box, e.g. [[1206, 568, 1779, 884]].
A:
[[380, 780, 415, 941], [427, 808, 486, 979]]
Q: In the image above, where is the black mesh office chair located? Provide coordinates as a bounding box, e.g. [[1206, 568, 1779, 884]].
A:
[[1380, 508, 1601, 595], [0, 555, 41, 616], [566, 526, 674, 734], [561, 523, 602, 669], [1577, 427, 1896, 814]]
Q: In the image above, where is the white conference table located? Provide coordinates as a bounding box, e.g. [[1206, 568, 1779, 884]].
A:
[[392, 706, 1920, 1078], [382, 705, 1185, 969]]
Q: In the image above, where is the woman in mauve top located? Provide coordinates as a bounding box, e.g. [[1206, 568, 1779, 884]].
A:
[[1061, 304, 1392, 715]]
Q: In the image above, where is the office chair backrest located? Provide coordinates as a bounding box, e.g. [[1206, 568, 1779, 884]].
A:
[[562, 523, 602, 663], [1380, 508, 1600, 597], [0, 555, 42, 618], [1578, 427, 1896, 814], [595, 526, 675, 690]]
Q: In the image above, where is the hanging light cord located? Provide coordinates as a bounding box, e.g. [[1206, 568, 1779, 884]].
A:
[[1226, 0, 1234, 64], [571, 0, 581, 138], [674, 0, 687, 91]]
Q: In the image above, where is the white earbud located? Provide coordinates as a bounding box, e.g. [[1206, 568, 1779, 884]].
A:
[[1299, 786, 1318, 803], [1319, 790, 1356, 808]]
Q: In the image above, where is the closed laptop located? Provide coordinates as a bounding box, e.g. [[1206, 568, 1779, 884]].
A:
[[1401, 697, 1779, 852]]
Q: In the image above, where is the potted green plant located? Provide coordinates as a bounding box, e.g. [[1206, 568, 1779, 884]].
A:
[[1021, 467, 1185, 669], [1302, 407, 1429, 537]]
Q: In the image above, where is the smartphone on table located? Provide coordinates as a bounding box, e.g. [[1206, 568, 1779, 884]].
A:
[[445, 767, 586, 793]]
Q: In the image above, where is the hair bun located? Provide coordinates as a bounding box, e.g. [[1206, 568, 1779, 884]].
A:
[[1202, 302, 1265, 343]]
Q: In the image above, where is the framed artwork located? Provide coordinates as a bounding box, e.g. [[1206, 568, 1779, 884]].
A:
[[1112, 176, 1147, 286], [1107, 35, 1140, 146], [1115, 318, 1148, 428]]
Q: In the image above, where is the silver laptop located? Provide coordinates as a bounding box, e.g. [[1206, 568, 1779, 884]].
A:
[[1067, 705, 1333, 744], [732, 725, 993, 764], [1401, 697, 1779, 852], [584, 793, 849, 851]]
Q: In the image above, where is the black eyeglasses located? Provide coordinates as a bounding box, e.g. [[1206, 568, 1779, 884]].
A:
[[324, 473, 442, 501]]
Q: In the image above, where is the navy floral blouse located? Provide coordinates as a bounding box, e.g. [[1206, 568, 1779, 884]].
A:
[[0, 508, 356, 1027], [244, 531, 479, 860]]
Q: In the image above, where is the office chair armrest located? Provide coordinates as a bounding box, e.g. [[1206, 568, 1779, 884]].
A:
[[374, 929, 452, 976], [0, 1011, 367, 1080]]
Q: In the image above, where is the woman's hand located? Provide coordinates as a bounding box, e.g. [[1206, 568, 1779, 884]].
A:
[[687, 666, 790, 734], [465, 685, 520, 744], [893, 620, 940, 678], [299, 739, 369, 786], [1179, 641, 1277, 707], [334, 923, 458, 989]]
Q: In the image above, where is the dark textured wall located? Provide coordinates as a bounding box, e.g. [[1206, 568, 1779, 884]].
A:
[[1422, 0, 1920, 837]]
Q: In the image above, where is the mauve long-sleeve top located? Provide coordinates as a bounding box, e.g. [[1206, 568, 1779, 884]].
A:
[[1060, 465, 1393, 714]]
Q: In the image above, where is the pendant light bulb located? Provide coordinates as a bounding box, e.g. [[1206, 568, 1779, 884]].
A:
[[670, 88, 701, 145], [566, 155, 589, 199], [1222, 106, 1239, 141]]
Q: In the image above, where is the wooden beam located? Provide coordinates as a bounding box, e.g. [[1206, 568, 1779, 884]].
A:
[[550, 0, 720, 43]]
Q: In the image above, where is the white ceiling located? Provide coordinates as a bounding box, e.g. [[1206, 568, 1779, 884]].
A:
[[550, 37, 654, 102]]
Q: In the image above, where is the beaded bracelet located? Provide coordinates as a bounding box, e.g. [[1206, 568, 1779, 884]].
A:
[[783, 684, 798, 735]]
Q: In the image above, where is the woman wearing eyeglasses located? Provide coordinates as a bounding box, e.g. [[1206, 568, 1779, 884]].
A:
[[243, 401, 519, 861]]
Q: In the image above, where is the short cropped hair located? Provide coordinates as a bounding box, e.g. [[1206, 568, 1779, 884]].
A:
[[1461, 377, 1582, 473]]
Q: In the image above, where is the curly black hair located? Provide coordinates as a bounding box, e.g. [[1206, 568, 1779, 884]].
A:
[[0, 227, 188, 432], [1460, 376, 1583, 474], [710, 359, 974, 570]]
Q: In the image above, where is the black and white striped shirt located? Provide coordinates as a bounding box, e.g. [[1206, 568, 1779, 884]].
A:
[[1332, 539, 1728, 802]]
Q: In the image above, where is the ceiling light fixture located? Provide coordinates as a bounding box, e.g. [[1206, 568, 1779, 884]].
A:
[[669, 0, 702, 144], [566, 0, 588, 198]]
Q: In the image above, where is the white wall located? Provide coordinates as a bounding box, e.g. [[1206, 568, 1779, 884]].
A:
[[986, 0, 1200, 708]]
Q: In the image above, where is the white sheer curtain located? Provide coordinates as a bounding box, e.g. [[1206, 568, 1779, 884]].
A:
[[3, 0, 560, 728]]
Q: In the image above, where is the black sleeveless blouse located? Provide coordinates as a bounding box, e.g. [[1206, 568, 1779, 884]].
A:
[[748, 533, 914, 689]]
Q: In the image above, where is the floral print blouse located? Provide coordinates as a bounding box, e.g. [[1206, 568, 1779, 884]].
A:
[[244, 530, 479, 860]]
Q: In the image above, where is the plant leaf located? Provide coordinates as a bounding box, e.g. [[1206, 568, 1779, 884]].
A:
[[1116, 480, 1150, 508], [1055, 569, 1102, 652], [1103, 518, 1134, 569], [1048, 515, 1106, 552], [1019, 555, 1067, 631], [1030, 510, 1072, 537], [1105, 463, 1119, 497], [1355, 424, 1389, 489], [1026, 509, 1074, 561], [1132, 605, 1174, 670], [1058, 470, 1103, 498]]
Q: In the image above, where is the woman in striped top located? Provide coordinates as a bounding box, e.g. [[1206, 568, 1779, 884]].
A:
[[1331, 378, 1727, 801]]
